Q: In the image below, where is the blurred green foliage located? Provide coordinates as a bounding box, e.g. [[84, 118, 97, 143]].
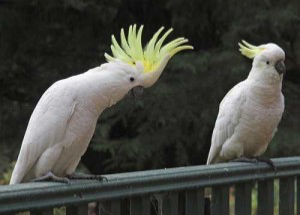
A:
[[0, 0, 299, 179]]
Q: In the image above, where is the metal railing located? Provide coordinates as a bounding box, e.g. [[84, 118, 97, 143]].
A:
[[0, 156, 300, 215]]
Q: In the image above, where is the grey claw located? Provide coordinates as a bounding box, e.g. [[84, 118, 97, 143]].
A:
[[31, 171, 70, 183]]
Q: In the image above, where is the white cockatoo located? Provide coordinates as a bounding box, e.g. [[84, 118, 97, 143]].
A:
[[10, 25, 193, 184], [207, 41, 285, 166]]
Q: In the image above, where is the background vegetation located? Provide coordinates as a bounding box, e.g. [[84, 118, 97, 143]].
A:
[[0, 0, 300, 183]]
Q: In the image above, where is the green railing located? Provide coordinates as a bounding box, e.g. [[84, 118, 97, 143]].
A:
[[0, 156, 300, 215]]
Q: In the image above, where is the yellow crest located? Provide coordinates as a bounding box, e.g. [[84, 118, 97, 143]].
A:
[[105, 25, 193, 73], [238, 40, 265, 59]]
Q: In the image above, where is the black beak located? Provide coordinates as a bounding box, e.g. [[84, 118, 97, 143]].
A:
[[127, 86, 144, 99], [275, 60, 286, 75]]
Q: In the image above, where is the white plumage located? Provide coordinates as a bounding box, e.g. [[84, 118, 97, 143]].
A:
[[10, 25, 193, 184], [10, 62, 143, 184], [207, 42, 285, 164]]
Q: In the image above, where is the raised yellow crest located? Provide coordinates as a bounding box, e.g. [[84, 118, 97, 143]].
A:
[[105, 25, 193, 73], [238, 40, 265, 59]]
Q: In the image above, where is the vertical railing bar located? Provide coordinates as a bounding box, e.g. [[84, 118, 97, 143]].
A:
[[235, 183, 252, 215], [162, 193, 179, 215], [66, 204, 88, 215], [3, 212, 15, 215], [211, 186, 229, 215], [111, 200, 121, 215], [100, 200, 121, 215], [142, 196, 150, 215], [66, 205, 78, 215], [279, 177, 295, 215], [297, 177, 300, 215], [258, 179, 274, 215], [185, 188, 205, 215], [178, 191, 186, 215], [121, 198, 130, 215], [31, 210, 41, 215], [131, 195, 150, 215], [31, 208, 53, 215]]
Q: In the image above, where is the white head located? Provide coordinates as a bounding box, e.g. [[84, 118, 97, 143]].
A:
[[103, 25, 193, 99], [239, 40, 286, 84]]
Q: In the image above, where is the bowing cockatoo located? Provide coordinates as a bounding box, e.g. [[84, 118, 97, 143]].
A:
[[207, 41, 285, 166], [10, 25, 193, 184]]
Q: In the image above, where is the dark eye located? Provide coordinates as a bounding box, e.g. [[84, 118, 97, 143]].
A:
[[129, 77, 135, 82], [266, 61, 270, 65]]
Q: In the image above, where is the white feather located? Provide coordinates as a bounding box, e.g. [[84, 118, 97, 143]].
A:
[[10, 62, 141, 184], [207, 82, 246, 164], [207, 43, 285, 164]]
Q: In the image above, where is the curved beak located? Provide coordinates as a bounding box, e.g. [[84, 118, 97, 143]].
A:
[[127, 86, 144, 99], [275, 60, 286, 75]]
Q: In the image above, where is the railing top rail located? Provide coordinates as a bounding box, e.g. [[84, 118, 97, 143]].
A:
[[1, 156, 300, 213]]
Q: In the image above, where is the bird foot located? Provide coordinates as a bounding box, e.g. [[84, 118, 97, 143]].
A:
[[230, 157, 258, 164], [231, 156, 277, 173], [254, 156, 277, 173], [67, 173, 107, 181], [30, 171, 70, 183]]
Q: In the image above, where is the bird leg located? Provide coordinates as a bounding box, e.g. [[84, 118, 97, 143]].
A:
[[231, 156, 277, 172], [67, 172, 107, 181], [31, 171, 70, 183]]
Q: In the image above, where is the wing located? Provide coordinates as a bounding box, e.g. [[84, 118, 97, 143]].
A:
[[10, 80, 77, 184], [206, 81, 247, 164]]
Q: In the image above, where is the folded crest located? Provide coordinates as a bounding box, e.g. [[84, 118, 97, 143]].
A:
[[238, 40, 265, 59]]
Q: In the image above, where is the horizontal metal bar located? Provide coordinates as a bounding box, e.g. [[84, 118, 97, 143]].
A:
[[0, 157, 300, 213]]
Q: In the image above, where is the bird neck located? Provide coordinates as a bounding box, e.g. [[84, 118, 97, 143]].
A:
[[81, 66, 131, 114], [247, 77, 283, 106], [248, 66, 283, 86]]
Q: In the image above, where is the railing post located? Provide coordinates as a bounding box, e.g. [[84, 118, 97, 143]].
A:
[[100, 200, 121, 215], [235, 183, 252, 215], [280, 177, 295, 215], [31, 209, 53, 215], [130, 195, 150, 215], [162, 193, 178, 215], [185, 189, 205, 215], [66, 204, 88, 215], [298, 177, 300, 215], [211, 186, 229, 215], [258, 179, 274, 215]]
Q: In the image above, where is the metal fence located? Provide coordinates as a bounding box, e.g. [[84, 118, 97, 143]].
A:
[[0, 156, 300, 215]]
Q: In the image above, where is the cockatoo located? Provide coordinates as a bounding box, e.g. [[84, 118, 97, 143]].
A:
[[10, 25, 193, 184], [207, 41, 285, 166]]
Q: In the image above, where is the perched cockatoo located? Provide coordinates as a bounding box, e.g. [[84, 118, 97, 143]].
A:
[[207, 41, 285, 166], [10, 25, 193, 184]]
